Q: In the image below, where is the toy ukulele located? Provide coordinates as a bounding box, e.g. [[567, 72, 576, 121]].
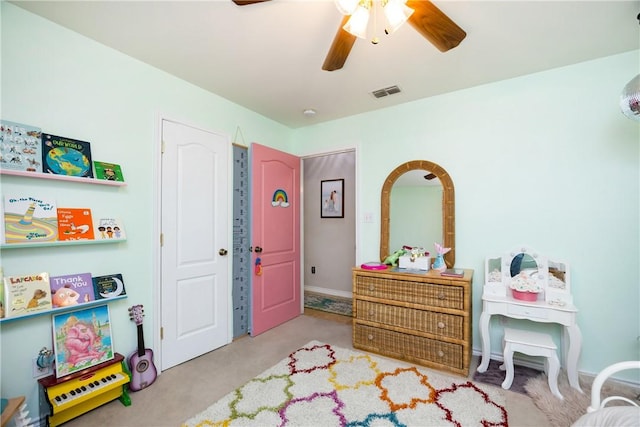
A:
[[127, 305, 157, 391]]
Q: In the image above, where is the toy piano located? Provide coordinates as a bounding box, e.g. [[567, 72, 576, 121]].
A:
[[38, 353, 131, 426]]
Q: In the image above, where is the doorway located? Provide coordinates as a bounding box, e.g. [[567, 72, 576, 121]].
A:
[[159, 119, 231, 370], [302, 150, 356, 299]]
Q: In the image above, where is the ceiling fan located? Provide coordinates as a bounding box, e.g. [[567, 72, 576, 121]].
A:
[[232, 0, 466, 72]]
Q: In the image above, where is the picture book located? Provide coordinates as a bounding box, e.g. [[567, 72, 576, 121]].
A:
[[4, 272, 52, 317], [57, 208, 95, 241], [3, 194, 57, 243], [93, 274, 126, 300], [93, 161, 124, 182], [41, 133, 93, 178], [0, 120, 43, 173], [50, 273, 95, 308], [440, 268, 465, 278], [52, 304, 114, 378], [94, 217, 126, 240]]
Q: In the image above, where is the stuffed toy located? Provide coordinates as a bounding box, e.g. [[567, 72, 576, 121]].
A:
[[383, 249, 406, 266], [432, 242, 451, 271]]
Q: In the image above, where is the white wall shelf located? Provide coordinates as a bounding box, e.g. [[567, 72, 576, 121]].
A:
[[1, 239, 126, 250], [0, 295, 127, 324], [0, 169, 126, 186]]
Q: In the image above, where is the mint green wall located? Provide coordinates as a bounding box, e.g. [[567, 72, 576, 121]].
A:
[[0, 3, 290, 417], [390, 185, 442, 252], [292, 51, 640, 380], [1, 2, 639, 419]]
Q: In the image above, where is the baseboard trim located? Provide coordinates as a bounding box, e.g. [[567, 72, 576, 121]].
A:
[[304, 286, 352, 299]]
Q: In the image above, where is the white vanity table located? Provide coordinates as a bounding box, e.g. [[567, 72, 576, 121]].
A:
[[477, 246, 583, 393]]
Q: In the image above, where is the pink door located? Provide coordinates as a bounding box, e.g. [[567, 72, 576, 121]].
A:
[[250, 143, 301, 336]]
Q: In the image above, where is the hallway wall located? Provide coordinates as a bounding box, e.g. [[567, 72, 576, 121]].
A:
[[303, 151, 356, 297]]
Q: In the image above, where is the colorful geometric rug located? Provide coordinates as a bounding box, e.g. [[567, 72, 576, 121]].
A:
[[182, 341, 509, 426], [304, 291, 352, 317]]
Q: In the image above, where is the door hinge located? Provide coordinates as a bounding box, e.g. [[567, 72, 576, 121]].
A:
[[160, 233, 164, 247], [161, 327, 164, 340], [161, 140, 166, 154]]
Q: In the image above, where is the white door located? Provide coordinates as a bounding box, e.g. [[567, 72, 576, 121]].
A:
[[160, 119, 230, 370]]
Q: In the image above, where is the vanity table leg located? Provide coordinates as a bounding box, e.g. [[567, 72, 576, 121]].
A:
[[565, 324, 583, 393], [477, 310, 492, 373]]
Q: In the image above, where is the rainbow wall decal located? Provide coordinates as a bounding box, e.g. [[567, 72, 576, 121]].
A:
[[271, 189, 290, 208]]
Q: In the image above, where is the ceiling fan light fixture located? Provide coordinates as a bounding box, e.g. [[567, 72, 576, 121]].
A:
[[343, 5, 371, 39], [335, 0, 360, 15], [383, 0, 414, 34]]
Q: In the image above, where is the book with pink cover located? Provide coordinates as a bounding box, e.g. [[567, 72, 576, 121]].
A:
[[50, 272, 95, 308]]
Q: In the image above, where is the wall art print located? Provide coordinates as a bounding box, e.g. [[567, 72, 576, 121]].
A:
[[52, 304, 114, 378], [321, 179, 344, 218]]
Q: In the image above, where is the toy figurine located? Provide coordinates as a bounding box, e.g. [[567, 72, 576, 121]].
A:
[[383, 249, 406, 266], [432, 242, 451, 272]]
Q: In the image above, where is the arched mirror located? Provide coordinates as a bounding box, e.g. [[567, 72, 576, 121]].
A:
[[380, 160, 455, 268], [509, 253, 538, 277]]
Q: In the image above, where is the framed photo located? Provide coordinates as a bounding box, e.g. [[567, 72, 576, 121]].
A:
[[52, 304, 114, 378], [321, 178, 344, 218]]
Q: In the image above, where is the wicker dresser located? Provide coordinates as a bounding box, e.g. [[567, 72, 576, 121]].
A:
[[352, 267, 473, 376]]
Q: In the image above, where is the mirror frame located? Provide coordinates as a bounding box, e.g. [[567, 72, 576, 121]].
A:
[[380, 160, 455, 268]]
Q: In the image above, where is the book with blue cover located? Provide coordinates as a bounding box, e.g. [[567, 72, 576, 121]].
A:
[[41, 133, 93, 178]]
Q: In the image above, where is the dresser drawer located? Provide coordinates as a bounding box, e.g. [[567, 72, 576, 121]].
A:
[[354, 275, 464, 310], [507, 303, 549, 320], [353, 323, 464, 370], [355, 300, 464, 340]]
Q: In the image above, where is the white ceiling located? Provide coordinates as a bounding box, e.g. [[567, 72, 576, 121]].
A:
[[11, 0, 640, 129]]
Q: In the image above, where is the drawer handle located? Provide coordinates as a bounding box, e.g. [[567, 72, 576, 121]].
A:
[[438, 293, 446, 300], [437, 321, 445, 329], [437, 350, 445, 358], [367, 334, 374, 341], [368, 309, 375, 317], [369, 285, 375, 292]]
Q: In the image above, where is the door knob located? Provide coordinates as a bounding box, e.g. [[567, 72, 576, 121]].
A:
[[254, 246, 263, 253], [219, 248, 228, 256]]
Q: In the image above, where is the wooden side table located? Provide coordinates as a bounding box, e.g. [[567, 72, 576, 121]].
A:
[[1, 396, 32, 427]]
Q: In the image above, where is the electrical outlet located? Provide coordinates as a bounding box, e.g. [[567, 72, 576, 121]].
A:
[[32, 356, 53, 378]]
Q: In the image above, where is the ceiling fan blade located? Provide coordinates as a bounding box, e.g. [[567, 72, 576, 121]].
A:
[[322, 16, 358, 72], [406, 0, 466, 52], [232, 0, 271, 5]]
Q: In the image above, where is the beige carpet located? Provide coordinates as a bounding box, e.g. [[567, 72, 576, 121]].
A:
[[525, 370, 639, 427]]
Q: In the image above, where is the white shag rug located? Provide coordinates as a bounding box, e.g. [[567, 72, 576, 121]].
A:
[[183, 340, 508, 426], [525, 370, 639, 427]]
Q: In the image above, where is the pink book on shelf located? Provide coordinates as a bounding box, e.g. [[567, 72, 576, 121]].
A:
[[50, 272, 95, 308]]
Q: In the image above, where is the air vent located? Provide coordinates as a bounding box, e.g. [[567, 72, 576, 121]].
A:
[[371, 85, 401, 99]]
